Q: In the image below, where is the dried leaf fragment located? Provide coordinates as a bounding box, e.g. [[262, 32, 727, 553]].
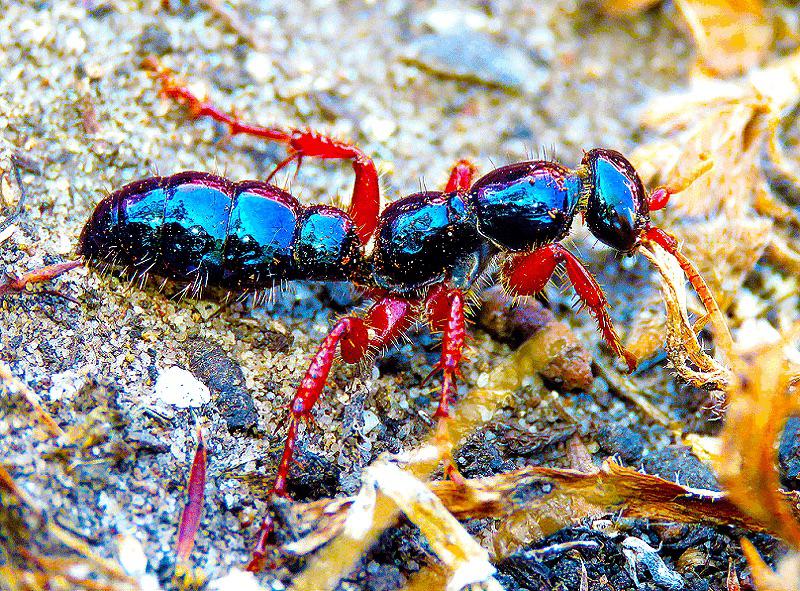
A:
[[639, 244, 732, 391], [716, 337, 800, 547], [674, 0, 772, 76], [598, 0, 772, 76], [741, 539, 800, 591], [280, 459, 770, 564]]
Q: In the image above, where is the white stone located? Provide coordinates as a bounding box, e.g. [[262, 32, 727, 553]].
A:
[[245, 52, 274, 84], [153, 366, 210, 408], [362, 410, 380, 434], [116, 533, 148, 576], [207, 569, 264, 591]]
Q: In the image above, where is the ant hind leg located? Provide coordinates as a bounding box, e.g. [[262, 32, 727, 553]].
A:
[[143, 57, 381, 245]]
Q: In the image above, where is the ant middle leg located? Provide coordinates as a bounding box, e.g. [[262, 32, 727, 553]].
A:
[[502, 244, 637, 373], [0, 156, 82, 302], [143, 58, 380, 245], [0, 260, 82, 302], [444, 159, 478, 192], [247, 294, 416, 571], [423, 284, 468, 484]]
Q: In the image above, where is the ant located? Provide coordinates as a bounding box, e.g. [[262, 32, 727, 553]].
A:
[[0, 60, 722, 571]]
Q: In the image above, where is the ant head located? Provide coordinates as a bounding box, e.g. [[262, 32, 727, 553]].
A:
[[581, 149, 650, 253]]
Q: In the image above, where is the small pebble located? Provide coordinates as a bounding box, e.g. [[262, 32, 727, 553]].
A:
[[207, 569, 264, 591], [362, 410, 381, 434], [116, 533, 148, 576], [621, 537, 685, 590], [403, 31, 548, 94], [153, 366, 211, 408]]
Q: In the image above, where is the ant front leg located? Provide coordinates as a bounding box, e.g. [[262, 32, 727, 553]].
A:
[[0, 260, 82, 302], [444, 159, 478, 192], [423, 284, 468, 484], [247, 295, 415, 572], [648, 187, 671, 211], [144, 58, 381, 245], [502, 244, 637, 373]]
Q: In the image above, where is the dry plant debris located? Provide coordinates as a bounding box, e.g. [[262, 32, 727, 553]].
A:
[[713, 330, 800, 590], [599, 0, 773, 76], [626, 49, 800, 371], [0, 464, 138, 591], [279, 458, 767, 561], [638, 245, 732, 392]]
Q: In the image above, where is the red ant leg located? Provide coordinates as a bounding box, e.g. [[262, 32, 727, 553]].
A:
[[648, 187, 671, 211], [285, 131, 380, 245], [0, 260, 82, 301], [502, 244, 637, 373], [144, 59, 380, 245], [247, 295, 415, 572], [444, 159, 477, 192], [641, 226, 733, 346], [423, 285, 467, 483]]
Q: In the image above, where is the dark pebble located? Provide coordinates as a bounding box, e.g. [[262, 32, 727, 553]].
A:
[[186, 339, 258, 432], [779, 415, 800, 490], [403, 31, 547, 94], [642, 445, 719, 490], [87, 2, 114, 18], [364, 562, 405, 591], [496, 554, 550, 590], [287, 445, 341, 501], [126, 429, 170, 454], [498, 528, 635, 591], [596, 424, 646, 464], [137, 25, 173, 56], [477, 285, 554, 348], [455, 431, 515, 478], [351, 520, 426, 585]]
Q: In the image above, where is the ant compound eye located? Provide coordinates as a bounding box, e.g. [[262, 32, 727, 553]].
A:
[[582, 149, 649, 252]]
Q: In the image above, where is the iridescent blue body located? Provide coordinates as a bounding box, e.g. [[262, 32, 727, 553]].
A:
[[78, 172, 363, 290], [77, 149, 648, 295]]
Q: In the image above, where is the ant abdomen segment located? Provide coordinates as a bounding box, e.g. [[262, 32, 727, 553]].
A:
[[78, 173, 366, 291]]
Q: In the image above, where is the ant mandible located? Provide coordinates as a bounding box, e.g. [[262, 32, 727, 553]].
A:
[[0, 59, 722, 571]]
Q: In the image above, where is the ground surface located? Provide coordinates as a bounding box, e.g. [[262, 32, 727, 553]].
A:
[[0, 1, 794, 590]]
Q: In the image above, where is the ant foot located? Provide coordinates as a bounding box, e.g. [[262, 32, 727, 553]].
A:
[[434, 418, 466, 487]]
